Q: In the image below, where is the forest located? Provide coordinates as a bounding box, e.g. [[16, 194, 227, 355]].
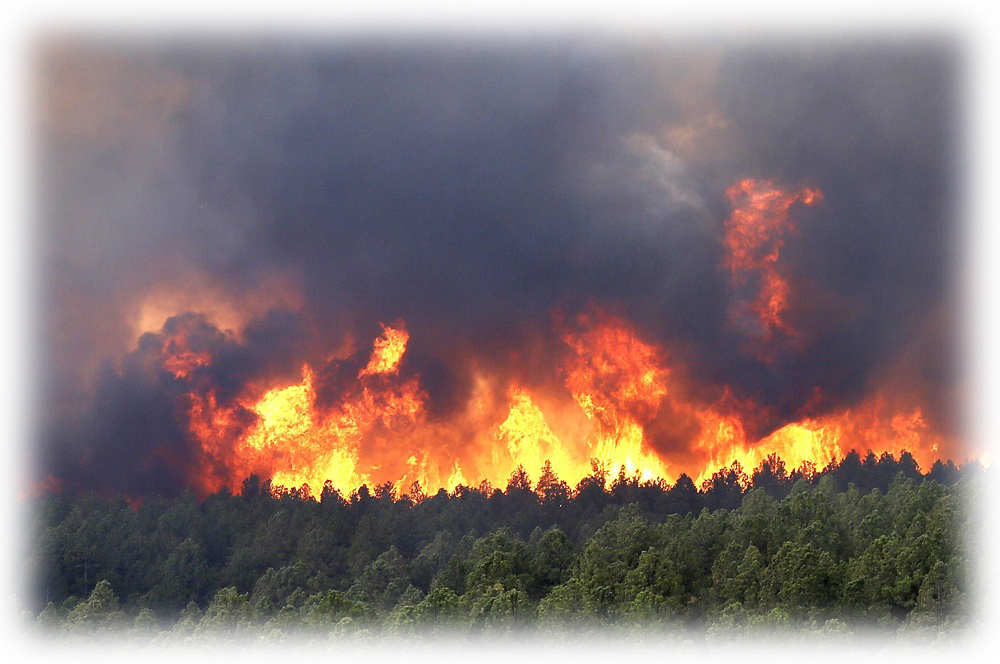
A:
[[20, 450, 983, 642]]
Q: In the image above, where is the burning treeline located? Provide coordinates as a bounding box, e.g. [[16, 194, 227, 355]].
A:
[[174, 311, 947, 501], [98, 178, 954, 501]]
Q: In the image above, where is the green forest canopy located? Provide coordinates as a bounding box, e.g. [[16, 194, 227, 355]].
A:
[[23, 451, 984, 641]]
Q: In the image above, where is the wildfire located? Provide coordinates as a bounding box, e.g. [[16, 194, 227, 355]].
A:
[[494, 389, 570, 486], [561, 311, 671, 483], [185, 325, 426, 497], [111, 178, 961, 500], [171, 306, 952, 500]]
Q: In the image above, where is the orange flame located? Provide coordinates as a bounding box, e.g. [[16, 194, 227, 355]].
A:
[[185, 325, 426, 497], [979, 419, 1000, 467], [171, 306, 956, 500], [359, 323, 410, 377], [561, 312, 671, 483], [723, 179, 821, 347]]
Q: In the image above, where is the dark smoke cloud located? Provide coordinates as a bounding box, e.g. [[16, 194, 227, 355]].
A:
[[44, 311, 310, 495], [37, 37, 960, 495]]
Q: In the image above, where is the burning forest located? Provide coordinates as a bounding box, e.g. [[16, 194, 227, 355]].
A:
[[0, 0, 1000, 664], [32, 40, 971, 500]]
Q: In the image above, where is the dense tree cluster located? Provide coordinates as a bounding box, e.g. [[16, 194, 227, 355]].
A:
[[22, 451, 982, 641]]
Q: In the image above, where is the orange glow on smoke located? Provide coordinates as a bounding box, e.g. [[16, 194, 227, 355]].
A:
[[133, 271, 304, 345], [19, 474, 64, 501], [723, 179, 821, 345], [160, 326, 212, 380]]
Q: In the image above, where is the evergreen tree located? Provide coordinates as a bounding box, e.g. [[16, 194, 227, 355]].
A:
[[55, 581, 128, 664]]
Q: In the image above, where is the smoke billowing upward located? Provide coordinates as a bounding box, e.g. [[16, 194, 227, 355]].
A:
[[35, 36, 964, 498]]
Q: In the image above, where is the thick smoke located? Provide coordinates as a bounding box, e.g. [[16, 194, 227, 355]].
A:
[[36, 37, 960, 496]]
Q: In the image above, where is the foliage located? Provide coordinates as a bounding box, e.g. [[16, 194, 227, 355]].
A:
[[23, 452, 982, 640]]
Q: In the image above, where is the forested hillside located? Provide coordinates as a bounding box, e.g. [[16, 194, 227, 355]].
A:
[[22, 451, 982, 641]]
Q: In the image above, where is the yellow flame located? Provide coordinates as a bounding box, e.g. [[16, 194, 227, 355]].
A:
[[243, 366, 368, 496], [495, 389, 569, 486], [359, 324, 409, 377], [180, 307, 955, 499]]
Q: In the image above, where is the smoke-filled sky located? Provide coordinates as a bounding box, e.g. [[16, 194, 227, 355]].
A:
[[35, 36, 961, 497]]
